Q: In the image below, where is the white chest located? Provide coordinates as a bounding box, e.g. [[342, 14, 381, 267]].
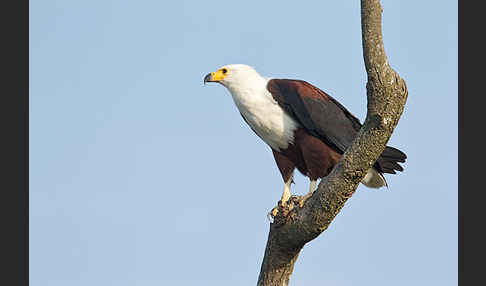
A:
[[228, 84, 300, 151]]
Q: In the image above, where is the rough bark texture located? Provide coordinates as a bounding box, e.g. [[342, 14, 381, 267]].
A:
[[256, 1, 408, 285]]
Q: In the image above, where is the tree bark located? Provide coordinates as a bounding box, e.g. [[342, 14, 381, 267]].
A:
[[256, 1, 408, 285]]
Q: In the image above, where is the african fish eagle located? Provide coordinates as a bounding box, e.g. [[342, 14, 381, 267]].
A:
[[204, 64, 406, 208]]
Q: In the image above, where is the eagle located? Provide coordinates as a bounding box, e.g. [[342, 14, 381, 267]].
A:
[[204, 64, 406, 210]]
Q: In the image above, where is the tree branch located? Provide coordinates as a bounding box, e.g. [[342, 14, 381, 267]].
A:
[[256, 1, 408, 285]]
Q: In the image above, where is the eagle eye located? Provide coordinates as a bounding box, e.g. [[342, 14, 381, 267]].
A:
[[222, 68, 228, 74]]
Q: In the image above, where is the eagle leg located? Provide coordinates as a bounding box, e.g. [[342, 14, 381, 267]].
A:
[[267, 178, 293, 220], [281, 178, 293, 205], [297, 179, 317, 207], [288, 179, 317, 208]]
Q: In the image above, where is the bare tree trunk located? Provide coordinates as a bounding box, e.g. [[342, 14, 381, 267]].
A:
[[256, 1, 408, 285]]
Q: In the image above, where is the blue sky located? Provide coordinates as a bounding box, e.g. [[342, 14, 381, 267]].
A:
[[30, 1, 457, 285]]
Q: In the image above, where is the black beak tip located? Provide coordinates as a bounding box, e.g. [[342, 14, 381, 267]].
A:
[[203, 73, 212, 85]]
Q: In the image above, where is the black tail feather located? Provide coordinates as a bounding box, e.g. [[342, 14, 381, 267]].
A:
[[380, 146, 407, 161], [375, 146, 407, 175]]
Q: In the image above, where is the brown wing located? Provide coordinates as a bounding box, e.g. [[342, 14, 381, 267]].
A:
[[267, 79, 361, 154], [266, 79, 406, 174]]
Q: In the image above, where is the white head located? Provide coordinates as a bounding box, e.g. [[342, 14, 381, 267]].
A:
[[203, 64, 266, 90]]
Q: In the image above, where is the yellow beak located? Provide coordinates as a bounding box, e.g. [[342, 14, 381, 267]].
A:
[[203, 69, 226, 84]]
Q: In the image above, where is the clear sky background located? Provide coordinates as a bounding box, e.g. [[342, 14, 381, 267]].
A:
[[30, 1, 457, 285]]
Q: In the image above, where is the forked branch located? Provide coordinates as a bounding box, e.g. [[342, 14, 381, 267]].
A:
[[256, 1, 408, 285]]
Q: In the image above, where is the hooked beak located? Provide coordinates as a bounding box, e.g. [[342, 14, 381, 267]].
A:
[[203, 73, 212, 85], [203, 69, 226, 85]]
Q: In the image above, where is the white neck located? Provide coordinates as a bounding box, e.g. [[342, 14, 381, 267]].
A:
[[223, 75, 300, 151], [224, 73, 269, 99]]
